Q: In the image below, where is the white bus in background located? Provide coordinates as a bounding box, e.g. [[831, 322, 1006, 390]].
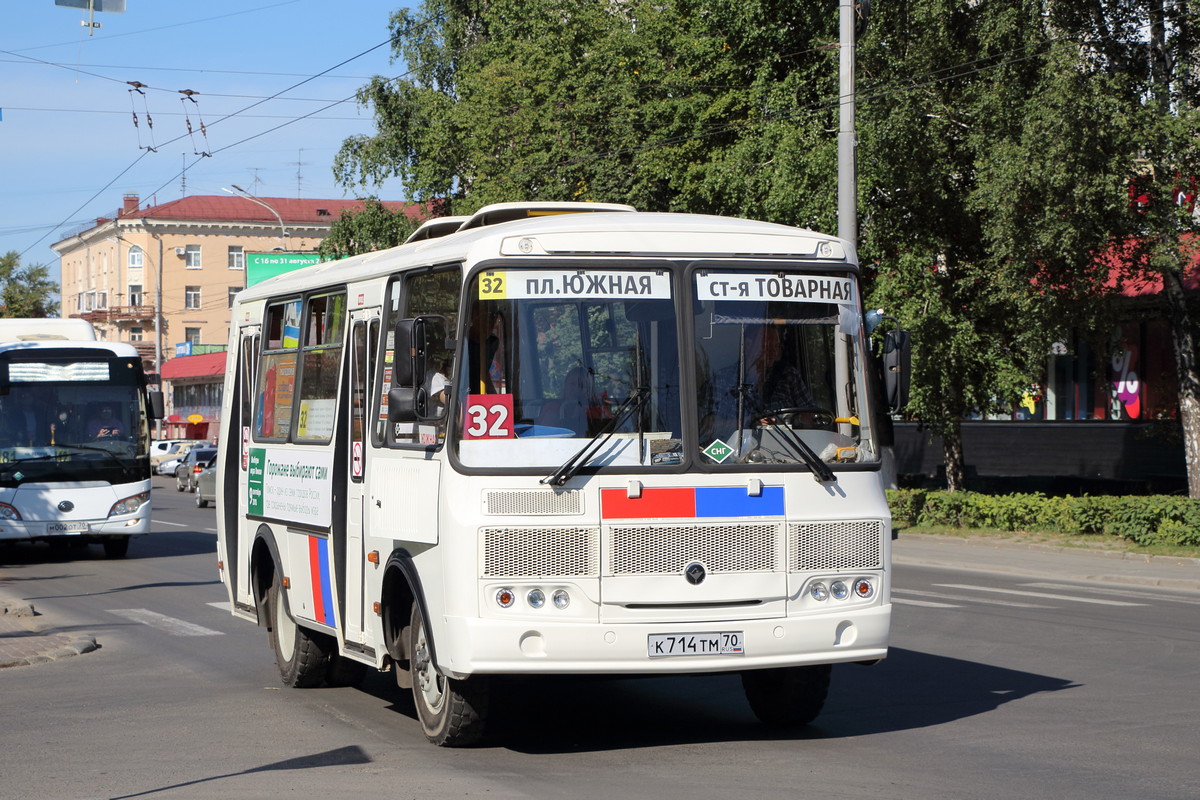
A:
[[216, 202, 910, 746], [0, 319, 163, 558]]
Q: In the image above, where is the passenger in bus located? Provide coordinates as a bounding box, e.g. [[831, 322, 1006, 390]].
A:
[[425, 360, 450, 417], [542, 366, 598, 436], [85, 404, 125, 439]]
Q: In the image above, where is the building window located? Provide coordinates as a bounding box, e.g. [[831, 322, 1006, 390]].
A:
[[185, 327, 201, 346], [96, 291, 107, 309], [184, 244, 201, 268], [228, 245, 245, 270], [130, 327, 143, 342], [129, 284, 143, 307], [228, 286, 240, 308], [185, 286, 201, 310], [128, 246, 144, 269]]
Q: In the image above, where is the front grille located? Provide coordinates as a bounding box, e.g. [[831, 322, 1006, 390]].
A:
[[606, 523, 779, 575], [483, 489, 582, 516], [789, 519, 882, 571], [481, 527, 599, 577]]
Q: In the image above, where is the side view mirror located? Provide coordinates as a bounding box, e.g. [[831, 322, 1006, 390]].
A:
[[148, 390, 165, 420], [387, 315, 450, 426], [882, 328, 911, 412]]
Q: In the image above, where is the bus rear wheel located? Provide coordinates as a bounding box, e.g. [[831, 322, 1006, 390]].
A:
[[741, 664, 831, 728], [268, 572, 330, 688], [407, 603, 488, 746]]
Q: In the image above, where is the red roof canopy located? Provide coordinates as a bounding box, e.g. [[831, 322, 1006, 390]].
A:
[[161, 352, 227, 380], [117, 195, 421, 226]]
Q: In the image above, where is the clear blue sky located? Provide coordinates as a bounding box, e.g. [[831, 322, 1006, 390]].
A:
[[1, 1, 411, 270]]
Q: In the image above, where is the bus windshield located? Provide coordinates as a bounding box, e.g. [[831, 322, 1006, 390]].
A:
[[693, 269, 876, 468], [0, 354, 151, 487], [453, 265, 682, 469]]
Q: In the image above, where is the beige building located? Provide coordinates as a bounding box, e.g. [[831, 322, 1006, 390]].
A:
[[52, 192, 413, 436]]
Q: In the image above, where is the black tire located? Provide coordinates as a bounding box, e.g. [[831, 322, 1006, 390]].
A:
[[326, 654, 369, 688], [175, 476, 185, 492], [102, 536, 130, 559], [268, 572, 331, 688], [742, 664, 832, 728], [196, 495, 208, 508], [408, 603, 489, 746]]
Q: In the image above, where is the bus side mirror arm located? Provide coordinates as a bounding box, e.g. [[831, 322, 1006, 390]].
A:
[[388, 318, 429, 424]]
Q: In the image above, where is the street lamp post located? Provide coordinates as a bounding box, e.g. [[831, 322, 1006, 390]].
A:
[[224, 185, 289, 243]]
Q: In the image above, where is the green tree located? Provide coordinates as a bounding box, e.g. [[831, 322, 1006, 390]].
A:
[[317, 198, 421, 259], [0, 251, 59, 318]]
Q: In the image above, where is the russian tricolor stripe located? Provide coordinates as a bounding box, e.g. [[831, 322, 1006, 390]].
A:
[[601, 487, 785, 520], [308, 535, 335, 627]]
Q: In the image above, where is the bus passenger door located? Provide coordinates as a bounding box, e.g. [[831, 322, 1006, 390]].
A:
[[231, 327, 259, 611], [343, 311, 378, 649]]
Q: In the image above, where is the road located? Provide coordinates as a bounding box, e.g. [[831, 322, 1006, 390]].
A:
[[1, 475, 1197, 800]]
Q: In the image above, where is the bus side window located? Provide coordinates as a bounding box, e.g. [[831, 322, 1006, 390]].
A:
[[256, 299, 301, 440]]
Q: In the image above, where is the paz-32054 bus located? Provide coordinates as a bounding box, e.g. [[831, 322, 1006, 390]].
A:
[[215, 203, 910, 746]]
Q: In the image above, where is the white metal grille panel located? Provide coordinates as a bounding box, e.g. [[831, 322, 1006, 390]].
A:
[[606, 523, 779, 575], [482, 527, 599, 577], [789, 520, 882, 571], [483, 490, 582, 516]]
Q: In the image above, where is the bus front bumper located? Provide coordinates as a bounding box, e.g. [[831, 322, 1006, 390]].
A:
[[433, 604, 891, 678]]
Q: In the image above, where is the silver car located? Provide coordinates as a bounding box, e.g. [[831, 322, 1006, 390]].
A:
[[175, 447, 217, 492], [195, 455, 218, 508]]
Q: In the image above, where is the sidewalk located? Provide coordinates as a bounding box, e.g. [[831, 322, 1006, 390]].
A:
[[0, 592, 98, 669], [894, 532, 1200, 592]]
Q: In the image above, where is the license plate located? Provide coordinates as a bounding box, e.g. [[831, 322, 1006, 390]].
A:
[[647, 631, 744, 658], [47, 522, 89, 534]]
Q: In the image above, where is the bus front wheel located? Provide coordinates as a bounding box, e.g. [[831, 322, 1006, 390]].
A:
[[741, 664, 831, 727], [407, 603, 488, 746], [102, 536, 130, 559], [268, 572, 330, 688]]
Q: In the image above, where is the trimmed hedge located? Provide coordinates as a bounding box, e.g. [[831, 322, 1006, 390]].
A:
[[887, 489, 1200, 548]]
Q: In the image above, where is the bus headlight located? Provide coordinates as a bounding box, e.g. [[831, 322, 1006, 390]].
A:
[[0, 502, 21, 521], [830, 580, 850, 600], [810, 582, 829, 601], [109, 492, 150, 517], [527, 589, 546, 609], [552, 589, 571, 610]]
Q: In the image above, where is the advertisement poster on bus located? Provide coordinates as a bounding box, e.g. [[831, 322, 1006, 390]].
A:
[[247, 447, 335, 529]]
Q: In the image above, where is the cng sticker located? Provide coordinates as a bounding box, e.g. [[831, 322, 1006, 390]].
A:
[[703, 439, 734, 463]]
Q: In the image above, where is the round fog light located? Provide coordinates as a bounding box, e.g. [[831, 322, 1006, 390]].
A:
[[552, 589, 570, 609], [831, 580, 849, 600], [810, 582, 829, 601], [854, 579, 875, 598], [527, 589, 546, 609], [496, 588, 515, 608]]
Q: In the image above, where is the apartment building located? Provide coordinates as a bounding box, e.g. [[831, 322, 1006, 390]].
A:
[[52, 192, 415, 438]]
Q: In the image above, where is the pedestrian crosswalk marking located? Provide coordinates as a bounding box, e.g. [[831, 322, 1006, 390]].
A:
[[934, 584, 1147, 607], [108, 608, 223, 636], [1022, 582, 1200, 606]]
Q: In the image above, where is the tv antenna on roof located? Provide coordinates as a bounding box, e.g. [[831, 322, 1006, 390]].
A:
[[54, 0, 126, 37]]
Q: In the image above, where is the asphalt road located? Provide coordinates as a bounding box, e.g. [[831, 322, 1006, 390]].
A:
[[1, 475, 1197, 800]]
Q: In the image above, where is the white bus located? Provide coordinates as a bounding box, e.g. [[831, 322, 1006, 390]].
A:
[[0, 320, 163, 558], [216, 203, 910, 745]]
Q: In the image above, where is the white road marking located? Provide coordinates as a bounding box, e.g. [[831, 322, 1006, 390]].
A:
[[152, 520, 187, 528], [893, 598, 960, 608], [207, 601, 231, 612], [1022, 582, 1200, 605], [894, 588, 1051, 609], [108, 608, 224, 636], [934, 584, 1147, 607]]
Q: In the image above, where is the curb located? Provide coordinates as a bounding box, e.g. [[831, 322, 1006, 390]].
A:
[[0, 597, 100, 669]]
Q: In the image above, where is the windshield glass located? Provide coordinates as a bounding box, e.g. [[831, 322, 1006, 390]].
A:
[[693, 269, 876, 468], [453, 265, 682, 469], [0, 354, 151, 486]]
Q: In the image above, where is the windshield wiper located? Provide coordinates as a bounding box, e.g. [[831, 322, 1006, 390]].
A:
[[744, 399, 836, 483], [542, 388, 650, 487]]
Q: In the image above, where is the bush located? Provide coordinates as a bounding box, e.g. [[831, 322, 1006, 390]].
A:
[[886, 490, 1200, 547]]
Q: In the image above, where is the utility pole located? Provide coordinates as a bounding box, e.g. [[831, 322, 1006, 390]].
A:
[[837, 0, 857, 251]]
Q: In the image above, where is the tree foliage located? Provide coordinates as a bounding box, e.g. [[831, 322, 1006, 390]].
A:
[[0, 251, 59, 318], [334, 0, 1200, 493], [317, 198, 420, 259]]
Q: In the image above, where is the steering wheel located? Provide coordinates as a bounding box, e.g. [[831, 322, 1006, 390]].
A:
[[756, 406, 836, 428]]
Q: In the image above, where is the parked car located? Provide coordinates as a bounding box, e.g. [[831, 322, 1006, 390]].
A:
[[195, 455, 218, 508], [149, 439, 204, 469], [157, 456, 183, 476], [175, 446, 217, 492]]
